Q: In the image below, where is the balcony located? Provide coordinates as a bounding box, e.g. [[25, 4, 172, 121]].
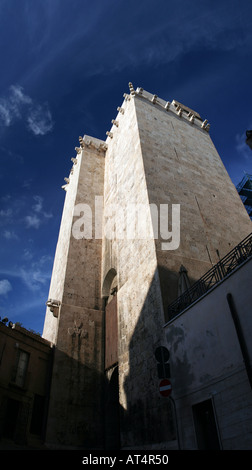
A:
[[166, 232, 252, 322]]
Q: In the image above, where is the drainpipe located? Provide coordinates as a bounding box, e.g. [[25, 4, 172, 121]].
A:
[[226, 293, 252, 390]]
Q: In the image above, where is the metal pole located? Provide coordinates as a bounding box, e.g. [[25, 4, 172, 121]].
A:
[[169, 396, 181, 449]]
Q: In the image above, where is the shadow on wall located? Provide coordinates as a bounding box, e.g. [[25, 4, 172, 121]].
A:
[[43, 265, 186, 450], [119, 266, 178, 449], [43, 347, 106, 449]]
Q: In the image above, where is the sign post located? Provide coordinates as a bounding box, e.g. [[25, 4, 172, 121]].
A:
[[159, 378, 172, 397]]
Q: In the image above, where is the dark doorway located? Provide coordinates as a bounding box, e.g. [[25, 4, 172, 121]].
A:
[[192, 399, 221, 449], [3, 398, 20, 440], [30, 394, 45, 436], [105, 293, 118, 370], [105, 367, 120, 449]]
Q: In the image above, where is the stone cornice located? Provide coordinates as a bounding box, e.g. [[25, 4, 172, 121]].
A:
[[129, 82, 211, 132], [62, 135, 107, 191], [62, 83, 210, 191]]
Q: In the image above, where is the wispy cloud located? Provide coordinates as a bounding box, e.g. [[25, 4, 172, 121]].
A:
[[0, 85, 54, 136], [0, 254, 52, 293], [27, 102, 54, 136], [56, 1, 252, 79], [32, 195, 43, 213], [0, 208, 13, 218], [19, 254, 52, 292], [3, 230, 19, 240], [0, 279, 12, 295], [25, 214, 41, 229], [25, 195, 53, 229]]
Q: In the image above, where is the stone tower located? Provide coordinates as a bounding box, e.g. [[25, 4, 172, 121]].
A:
[[43, 83, 251, 449]]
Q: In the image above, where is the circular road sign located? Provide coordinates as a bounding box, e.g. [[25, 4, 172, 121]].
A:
[[159, 379, 172, 397], [155, 346, 169, 363]]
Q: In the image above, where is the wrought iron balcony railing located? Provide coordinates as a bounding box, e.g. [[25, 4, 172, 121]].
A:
[[167, 232, 252, 322]]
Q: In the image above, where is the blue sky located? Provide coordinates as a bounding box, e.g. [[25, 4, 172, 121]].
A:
[[0, 0, 252, 334]]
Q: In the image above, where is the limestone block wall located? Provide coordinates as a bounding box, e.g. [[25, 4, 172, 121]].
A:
[[102, 93, 176, 448], [42, 83, 251, 449], [102, 84, 251, 447], [132, 87, 251, 315], [43, 137, 106, 448], [43, 146, 82, 344]]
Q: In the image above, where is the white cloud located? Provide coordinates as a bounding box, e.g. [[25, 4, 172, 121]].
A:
[[10, 85, 32, 105], [19, 255, 52, 292], [0, 103, 11, 126], [0, 255, 52, 293], [0, 208, 13, 218], [0, 279, 12, 295], [3, 230, 19, 240], [22, 249, 33, 261], [0, 85, 31, 126], [32, 195, 43, 213], [0, 85, 54, 136], [25, 214, 41, 229], [25, 195, 53, 229], [27, 102, 54, 136]]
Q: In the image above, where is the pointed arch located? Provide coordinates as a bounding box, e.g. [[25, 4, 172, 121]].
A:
[[102, 268, 117, 298]]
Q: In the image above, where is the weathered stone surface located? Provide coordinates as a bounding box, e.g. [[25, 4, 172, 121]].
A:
[[42, 85, 251, 449]]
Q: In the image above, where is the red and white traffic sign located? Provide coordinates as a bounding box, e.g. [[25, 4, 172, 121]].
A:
[[159, 379, 172, 397]]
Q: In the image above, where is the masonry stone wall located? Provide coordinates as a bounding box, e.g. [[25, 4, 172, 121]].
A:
[[102, 86, 251, 448], [102, 93, 176, 448], [43, 139, 105, 448], [42, 83, 251, 449], [133, 90, 251, 316]]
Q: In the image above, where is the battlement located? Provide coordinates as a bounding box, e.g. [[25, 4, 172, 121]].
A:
[[62, 134, 107, 191], [62, 83, 210, 191], [131, 83, 210, 131], [104, 83, 210, 145]]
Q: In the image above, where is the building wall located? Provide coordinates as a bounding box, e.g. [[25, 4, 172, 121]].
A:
[[42, 137, 106, 449], [102, 93, 175, 448], [133, 89, 251, 316], [0, 323, 52, 447], [42, 84, 251, 449], [102, 86, 251, 448], [165, 258, 252, 449]]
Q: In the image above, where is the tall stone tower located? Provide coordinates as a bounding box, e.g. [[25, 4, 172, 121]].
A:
[[43, 83, 251, 449]]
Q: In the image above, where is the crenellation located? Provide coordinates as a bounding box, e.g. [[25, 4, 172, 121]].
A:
[[123, 92, 131, 101], [151, 94, 158, 104], [79, 136, 85, 148], [176, 105, 182, 117], [188, 112, 195, 123], [164, 101, 170, 111], [134, 88, 210, 131], [128, 81, 135, 95], [80, 135, 108, 153]]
